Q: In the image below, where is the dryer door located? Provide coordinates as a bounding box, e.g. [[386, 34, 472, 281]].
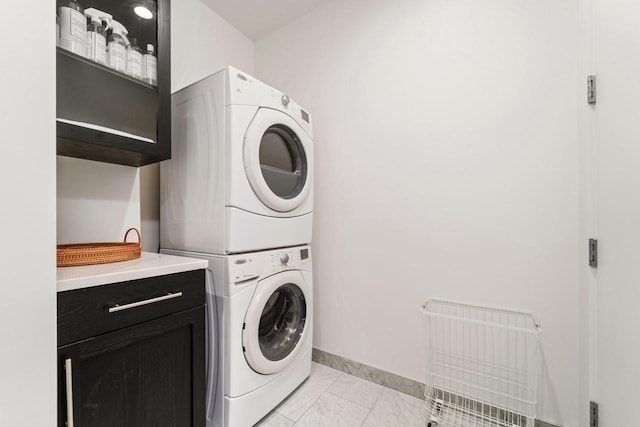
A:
[[243, 108, 313, 212], [242, 270, 310, 375]]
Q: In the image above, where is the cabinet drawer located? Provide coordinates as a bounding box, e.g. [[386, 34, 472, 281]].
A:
[[58, 270, 205, 346]]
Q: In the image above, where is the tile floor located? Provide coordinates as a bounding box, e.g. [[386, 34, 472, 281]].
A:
[[255, 362, 427, 427]]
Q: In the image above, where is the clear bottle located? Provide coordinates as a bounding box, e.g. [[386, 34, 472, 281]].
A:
[[126, 38, 143, 79], [85, 16, 107, 64], [143, 44, 157, 86], [107, 20, 128, 73], [58, 0, 86, 56]]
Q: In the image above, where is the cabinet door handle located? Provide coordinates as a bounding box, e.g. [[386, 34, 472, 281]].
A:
[[65, 358, 74, 427], [108, 292, 183, 313]]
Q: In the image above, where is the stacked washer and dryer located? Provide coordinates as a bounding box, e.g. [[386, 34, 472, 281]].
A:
[[160, 67, 314, 427]]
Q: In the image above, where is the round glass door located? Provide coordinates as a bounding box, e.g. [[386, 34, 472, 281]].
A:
[[242, 270, 311, 374], [258, 125, 308, 200], [258, 283, 307, 361], [244, 108, 313, 212]]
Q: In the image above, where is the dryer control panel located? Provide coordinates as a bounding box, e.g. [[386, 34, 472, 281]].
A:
[[226, 66, 313, 137]]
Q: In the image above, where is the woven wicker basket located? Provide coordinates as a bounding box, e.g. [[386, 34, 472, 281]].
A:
[[57, 228, 142, 267]]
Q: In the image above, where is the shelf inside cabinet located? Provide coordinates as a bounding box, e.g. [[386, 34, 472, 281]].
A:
[[57, 121, 164, 166], [58, 47, 157, 90], [56, 47, 169, 167]]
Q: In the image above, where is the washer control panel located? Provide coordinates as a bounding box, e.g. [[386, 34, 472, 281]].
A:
[[267, 246, 311, 274], [279, 253, 290, 264], [227, 245, 312, 287], [269, 249, 299, 273], [229, 256, 260, 283]]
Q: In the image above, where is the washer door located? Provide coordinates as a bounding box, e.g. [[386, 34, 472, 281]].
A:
[[244, 108, 312, 212], [243, 271, 309, 375]]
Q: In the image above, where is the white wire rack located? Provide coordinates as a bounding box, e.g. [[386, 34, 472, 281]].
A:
[[421, 299, 542, 427]]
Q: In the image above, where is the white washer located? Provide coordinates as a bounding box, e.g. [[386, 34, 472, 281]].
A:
[[161, 245, 313, 427], [161, 66, 314, 255]]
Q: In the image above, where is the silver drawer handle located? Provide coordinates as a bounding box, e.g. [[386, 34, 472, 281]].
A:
[[108, 292, 183, 313], [65, 358, 74, 427]]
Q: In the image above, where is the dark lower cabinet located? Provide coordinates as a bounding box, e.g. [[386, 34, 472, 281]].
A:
[[58, 270, 205, 427]]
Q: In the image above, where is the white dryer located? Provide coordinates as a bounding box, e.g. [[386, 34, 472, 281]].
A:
[[161, 245, 313, 427], [161, 66, 314, 255]]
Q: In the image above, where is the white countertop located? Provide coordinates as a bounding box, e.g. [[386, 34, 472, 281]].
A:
[[57, 252, 208, 292]]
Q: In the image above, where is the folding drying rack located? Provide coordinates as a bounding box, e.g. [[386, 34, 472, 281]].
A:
[[421, 299, 542, 427]]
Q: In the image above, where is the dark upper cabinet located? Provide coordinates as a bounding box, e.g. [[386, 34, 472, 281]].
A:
[[56, 0, 170, 167]]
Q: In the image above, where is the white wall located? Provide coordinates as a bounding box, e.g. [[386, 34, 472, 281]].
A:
[[256, 1, 579, 425], [171, 0, 255, 93], [0, 0, 56, 424], [140, 0, 255, 252], [57, 157, 141, 244]]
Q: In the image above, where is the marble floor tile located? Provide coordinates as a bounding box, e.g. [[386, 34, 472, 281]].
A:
[[362, 388, 426, 427], [312, 349, 424, 399], [295, 392, 371, 427], [275, 362, 342, 421], [254, 412, 295, 427], [326, 373, 384, 409]]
